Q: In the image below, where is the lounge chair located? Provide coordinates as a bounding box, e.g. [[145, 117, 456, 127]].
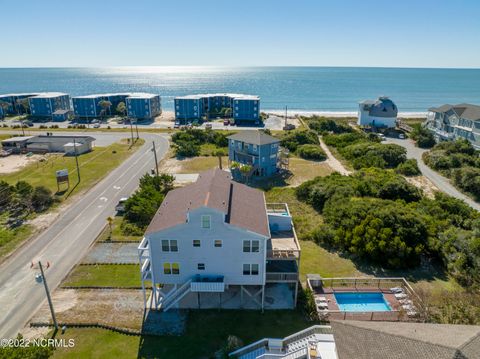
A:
[[315, 296, 327, 302], [390, 287, 403, 294], [399, 299, 413, 305], [394, 293, 407, 299], [317, 302, 328, 309], [402, 304, 415, 311]]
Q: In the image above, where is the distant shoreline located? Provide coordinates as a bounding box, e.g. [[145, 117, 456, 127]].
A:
[[264, 110, 427, 119]]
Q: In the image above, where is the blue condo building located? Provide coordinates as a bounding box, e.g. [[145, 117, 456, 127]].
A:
[[29, 92, 71, 120], [126, 93, 162, 120], [0, 93, 39, 115], [72, 93, 130, 118], [174, 93, 260, 124], [228, 130, 280, 177]]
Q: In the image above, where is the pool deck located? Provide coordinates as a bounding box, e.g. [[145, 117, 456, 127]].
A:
[[313, 287, 404, 321]]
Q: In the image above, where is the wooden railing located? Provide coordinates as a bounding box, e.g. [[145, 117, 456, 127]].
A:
[[266, 272, 298, 282]]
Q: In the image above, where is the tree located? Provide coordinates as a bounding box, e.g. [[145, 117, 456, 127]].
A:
[[98, 100, 112, 119], [411, 124, 436, 148], [107, 216, 114, 240], [31, 186, 53, 212], [16, 98, 30, 114], [116, 101, 126, 116], [214, 149, 227, 169]]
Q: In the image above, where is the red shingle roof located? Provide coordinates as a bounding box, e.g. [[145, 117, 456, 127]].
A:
[[145, 169, 270, 237]]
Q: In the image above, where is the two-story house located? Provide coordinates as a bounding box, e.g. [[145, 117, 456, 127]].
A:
[[425, 103, 480, 149], [138, 169, 300, 312], [227, 130, 280, 178]]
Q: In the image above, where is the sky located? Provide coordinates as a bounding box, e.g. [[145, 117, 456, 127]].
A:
[[1, 0, 480, 68]]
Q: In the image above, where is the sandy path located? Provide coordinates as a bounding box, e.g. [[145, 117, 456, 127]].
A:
[[318, 136, 351, 175]]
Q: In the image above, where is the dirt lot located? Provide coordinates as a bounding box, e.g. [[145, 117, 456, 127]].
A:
[[31, 289, 145, 330], [0, 154, 47, 174], [405, 175, 438, 199]]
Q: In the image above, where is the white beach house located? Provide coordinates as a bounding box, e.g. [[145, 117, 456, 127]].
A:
[[357, 96, 398, 128], [138, 169, 300, 311]]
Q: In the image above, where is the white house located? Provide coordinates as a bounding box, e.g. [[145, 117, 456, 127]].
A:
[[357, 96, 398, 128], [138, 169, 301, 311]]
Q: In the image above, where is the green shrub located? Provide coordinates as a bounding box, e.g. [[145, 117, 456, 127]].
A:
[[296, 144, 326, 161], [306, 117, 353, 134], [280, 129, 319, 152], [341, 142, 407, 170], [396, 159, 421, 176]]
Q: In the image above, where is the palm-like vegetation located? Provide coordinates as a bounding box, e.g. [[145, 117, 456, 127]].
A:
[[98, 100, 113, 119]]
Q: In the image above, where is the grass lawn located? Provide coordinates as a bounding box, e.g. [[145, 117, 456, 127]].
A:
[[2, 138, 144, 200], [52, 310, 312, 359], [199, 143, 228, 156], [0, 225, 33, 259], [299, 240, 361, 281], [287, 157, 333, 186], [62, 264, 141, 287], [175, 156, 228, 173], [97, 216, 142, 242]]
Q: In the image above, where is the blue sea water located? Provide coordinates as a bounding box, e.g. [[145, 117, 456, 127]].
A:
[[0, 67, 479, 112]]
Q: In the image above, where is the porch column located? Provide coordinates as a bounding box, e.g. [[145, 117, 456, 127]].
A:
[[261, 285, 265, 313], [294, 281, 299, 308]]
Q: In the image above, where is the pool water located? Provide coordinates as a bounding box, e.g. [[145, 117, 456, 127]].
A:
[[334, 292, 391, 312]]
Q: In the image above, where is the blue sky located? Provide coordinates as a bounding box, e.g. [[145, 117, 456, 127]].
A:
[[2, 0, 480, 68]]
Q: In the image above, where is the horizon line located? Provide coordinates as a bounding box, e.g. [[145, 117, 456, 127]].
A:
[[1, 65, 480, 70]]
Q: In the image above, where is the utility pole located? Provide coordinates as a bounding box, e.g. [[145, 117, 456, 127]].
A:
[[20, 120, 25, 136], [134, 119, 139, 139], [38, 261, 58, 331], [152, 141, 159, 176], [73, 138, 80, 182], [129, 118, 134, 144]]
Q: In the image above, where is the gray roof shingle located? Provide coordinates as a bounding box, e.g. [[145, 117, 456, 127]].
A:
[[145, 169, 270, 237], [331, 320, 480, 359], [227, 130, 280, 146]]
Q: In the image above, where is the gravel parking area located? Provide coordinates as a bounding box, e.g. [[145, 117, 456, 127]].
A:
[[82, 243, 139, 264]]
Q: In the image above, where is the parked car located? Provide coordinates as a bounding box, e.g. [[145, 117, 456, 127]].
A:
[[378, 133, 386, 141], [399, 133, 406, 139], [115, 197, 129, 212], [23, 120, 34, 127], [91, 119, 99, 124], [93, 123, 100, 128], [223, 119, 230, 126], [174, 121, 180, 128], [205, 123, 212, 130]]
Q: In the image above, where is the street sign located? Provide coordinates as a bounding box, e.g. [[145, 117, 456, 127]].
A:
[[56, 169, 69, 191]]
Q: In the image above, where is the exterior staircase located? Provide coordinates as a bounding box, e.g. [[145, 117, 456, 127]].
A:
[[161, 280, 192, 312]]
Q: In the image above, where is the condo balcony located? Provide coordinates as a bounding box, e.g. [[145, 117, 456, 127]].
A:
[[266, 203, 301, 260], [233, 149, 257, 165]]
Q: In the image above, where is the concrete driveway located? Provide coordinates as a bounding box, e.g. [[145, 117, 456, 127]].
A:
[[385, 137, 480, 211], [0, 132, 169, 338]]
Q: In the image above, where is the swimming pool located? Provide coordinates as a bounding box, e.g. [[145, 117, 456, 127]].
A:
[[334, 292, 391, 312]]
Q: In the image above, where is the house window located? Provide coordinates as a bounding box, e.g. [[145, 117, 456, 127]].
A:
[[163, 263, 172, 275], [193, 240, 201, 247], [243, 264, 259, 275], [253, 144, 257, 151], [172, 263, 180, 274], [243, 240, 260, 253], [214, 240, 222, 247], [162, 240, 178, 252], [201, 215, 211, 229], [198, 263, 205, 270], [162, 240, 169, 251]]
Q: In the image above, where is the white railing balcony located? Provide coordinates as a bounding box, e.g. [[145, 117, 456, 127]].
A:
[[191, 275, 225, 292]]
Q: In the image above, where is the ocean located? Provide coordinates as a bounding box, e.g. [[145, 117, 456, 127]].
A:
[[1, 67, 479, 113]]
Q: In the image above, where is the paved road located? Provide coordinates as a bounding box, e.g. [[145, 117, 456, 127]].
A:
[[386, 137, 480, 211], [0, 132, 169, 339]]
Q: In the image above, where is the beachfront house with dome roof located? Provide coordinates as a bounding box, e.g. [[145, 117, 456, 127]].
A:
[[357, 96, 398, 128]]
